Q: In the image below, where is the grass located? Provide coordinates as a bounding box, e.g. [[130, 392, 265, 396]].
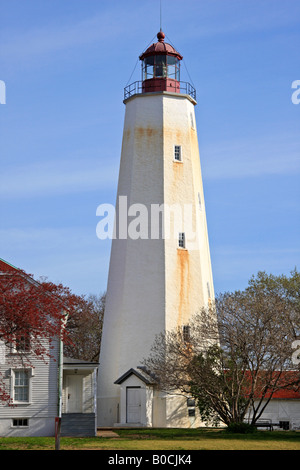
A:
[[0, 428, 300, 451]]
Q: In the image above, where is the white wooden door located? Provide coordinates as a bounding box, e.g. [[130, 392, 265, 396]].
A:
[[126, 387, 141, 423], [67, 375, 83, 413]]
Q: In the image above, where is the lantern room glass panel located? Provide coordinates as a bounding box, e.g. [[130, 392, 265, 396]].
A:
[[167, 56, 180, 81], [143, 56, 154, 80], [155, 55, 167, 77], [142, 55, 180, 81]]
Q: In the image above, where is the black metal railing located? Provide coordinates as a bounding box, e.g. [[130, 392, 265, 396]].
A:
[[124, 81, 143, 100], [124, 81, 196, 101]]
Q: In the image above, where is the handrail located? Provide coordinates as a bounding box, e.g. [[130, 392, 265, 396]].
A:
[[124, 81, 196, 101], [124, 81, 143, 100]]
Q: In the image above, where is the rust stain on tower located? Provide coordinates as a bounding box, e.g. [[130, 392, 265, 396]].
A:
[[176, 248, 190, 326]]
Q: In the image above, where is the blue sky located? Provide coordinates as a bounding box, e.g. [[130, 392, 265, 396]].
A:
[[0, 0, 299, 297]]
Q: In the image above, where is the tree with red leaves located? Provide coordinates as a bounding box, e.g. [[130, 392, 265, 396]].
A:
[[0, 261, 83, 404], [64, 292, 105, 363]]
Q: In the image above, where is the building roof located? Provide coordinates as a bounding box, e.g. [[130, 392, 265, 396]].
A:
[[63, 356, 98, 370], [264, 371, 300, 399], [139, 31, 183, 60], [270, 388, 300, 399], [0, 258, 41, 288], [0, 258, 19, 273], [114, 367, 156, 385], [246, 370, 300, 400]]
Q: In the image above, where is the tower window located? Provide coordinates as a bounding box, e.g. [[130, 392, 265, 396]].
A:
[[183, 325, 190, 342], [198, 192, 202, 210], [178, 232, 185, 249], [187, 398, 195, 407], [174, 145, 182, 161], [207, 282, 211, 299], [190, 112, 194, 129]]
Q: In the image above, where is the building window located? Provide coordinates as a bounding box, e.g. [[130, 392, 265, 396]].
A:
[[183, 325, 190, 342], [15, 334, 31, 353], [10, 328, 31, 354], [178, 232, 185, 249], [279, 421, 290, 430], [12, 418, 29, 427], [174, 145, 182, 161], [14, 370, 30, 402], [188, 408, 195, 417]]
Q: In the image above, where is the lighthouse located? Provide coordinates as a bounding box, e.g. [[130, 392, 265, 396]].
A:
[[97, 31, 214, 427]]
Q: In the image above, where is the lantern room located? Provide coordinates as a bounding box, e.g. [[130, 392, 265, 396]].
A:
[[139, 30, 183, 94]]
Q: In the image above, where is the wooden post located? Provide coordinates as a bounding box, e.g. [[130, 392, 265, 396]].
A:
[[55, 417, 61, 450]]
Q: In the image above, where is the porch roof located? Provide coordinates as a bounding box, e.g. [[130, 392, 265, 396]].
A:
[[63, 356, 98, 370]]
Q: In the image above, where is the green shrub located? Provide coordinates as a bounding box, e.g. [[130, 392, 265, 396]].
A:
[[225, 422, 257, 434]]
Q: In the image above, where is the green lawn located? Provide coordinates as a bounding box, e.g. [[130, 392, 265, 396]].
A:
[[0, 428, 299, 450]]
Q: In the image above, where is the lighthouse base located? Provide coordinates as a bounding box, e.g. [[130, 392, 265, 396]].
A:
[[97, 368, 202, 428]]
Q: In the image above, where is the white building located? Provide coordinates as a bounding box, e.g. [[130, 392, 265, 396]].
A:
[[0, 258, 98, 437], [97, 31, 215, 428], [0, 339, 60, 437], [249, 377, 300, 431]]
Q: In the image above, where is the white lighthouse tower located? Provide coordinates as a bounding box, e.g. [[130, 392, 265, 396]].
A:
[[97, 30, 214, 428]]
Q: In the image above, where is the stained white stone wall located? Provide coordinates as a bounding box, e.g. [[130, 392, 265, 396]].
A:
[[97, 92, 214, 428]]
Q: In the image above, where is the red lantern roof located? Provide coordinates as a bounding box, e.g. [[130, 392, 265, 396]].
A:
[[139, 31, 183, 61]]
